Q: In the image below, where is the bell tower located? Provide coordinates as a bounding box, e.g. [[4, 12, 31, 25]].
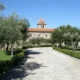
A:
[[37, 18, 46, 28]]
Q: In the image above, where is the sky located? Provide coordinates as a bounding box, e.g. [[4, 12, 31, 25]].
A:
[[1, 0, 80, 28]]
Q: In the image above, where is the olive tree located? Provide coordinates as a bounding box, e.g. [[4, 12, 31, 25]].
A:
[[6, 14, 22, 57], [64, 32, 80, 51], [0, 14, 22, 57], [51, 28, 64, 48], [51, 25, 80, 49], [18, 18, 30, 46]]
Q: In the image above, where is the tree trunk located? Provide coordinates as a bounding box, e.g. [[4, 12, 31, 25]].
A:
[[76, 41, 78, 48], [59, 43, 62, 48], [72, 41, 76, 51], [6, 43, 9, 52], [23, 40, 26, 46], [11, 44, 14, 57]]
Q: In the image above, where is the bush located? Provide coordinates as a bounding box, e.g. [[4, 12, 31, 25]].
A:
[[22, 44, 53, 49], [61, 46, 72, 50], [0, 52, 24, 75], [22, 45, 34, 49], [53, 46, 80, 59], [0, 60, 12, 75], [39, 44, 52, 47], [6, 49, 22, 55]]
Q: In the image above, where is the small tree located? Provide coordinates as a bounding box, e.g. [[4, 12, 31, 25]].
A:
[[29, 38, 36, 46], [51, 29, 63, 48], [64, 32, 80, 51], [0, 14, 22, 57], [0, 16, 6, 45], [18, 18, 30, 46], [7, 14, 23, 57]]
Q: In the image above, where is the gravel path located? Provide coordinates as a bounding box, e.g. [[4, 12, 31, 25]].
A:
[[24, 47, 80, 80], [1, 47, 80, 80]]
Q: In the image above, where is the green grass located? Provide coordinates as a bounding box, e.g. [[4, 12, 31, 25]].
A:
[[0, 51, 11, 61]]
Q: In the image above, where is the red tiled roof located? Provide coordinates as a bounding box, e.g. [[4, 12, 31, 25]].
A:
[[37, 18, 46, 25], [28, 28, 54, 32]]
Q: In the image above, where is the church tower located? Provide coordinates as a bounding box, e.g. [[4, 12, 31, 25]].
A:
[[37, 18, 46, 28]]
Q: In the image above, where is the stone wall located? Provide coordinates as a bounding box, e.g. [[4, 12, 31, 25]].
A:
[[28, 32, 51, 40]]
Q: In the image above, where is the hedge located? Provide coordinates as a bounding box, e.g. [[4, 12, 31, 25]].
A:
[[0, 52, 24, 75], [22, 44, 53, 49], [53, 46, 80, 59]]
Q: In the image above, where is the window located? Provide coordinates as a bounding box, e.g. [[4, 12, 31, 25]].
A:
[[38, 34, 40, 37], [41, 25, 44, 28], [45, 34, 47, 37]]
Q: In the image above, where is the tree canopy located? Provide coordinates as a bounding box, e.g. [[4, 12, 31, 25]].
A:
[[51, 25, 80, 50], [0, 13, 30, 57], [0, 2, 5, 11]]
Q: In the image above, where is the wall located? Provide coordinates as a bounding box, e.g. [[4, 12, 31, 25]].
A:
[[28, 32, 51, 40]]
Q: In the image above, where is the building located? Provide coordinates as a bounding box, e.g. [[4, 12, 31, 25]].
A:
[[28, 18, 54, 39], [0, 19, 54, 50]]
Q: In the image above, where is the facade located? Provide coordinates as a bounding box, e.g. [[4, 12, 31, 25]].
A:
[[28, 18, 54, 39]]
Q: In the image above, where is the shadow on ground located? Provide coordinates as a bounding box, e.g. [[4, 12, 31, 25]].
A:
[[0, 49, 45, 80], [26, 62, 46, 71], [25, 50, 42, 55], [24, 62, 46, 76]]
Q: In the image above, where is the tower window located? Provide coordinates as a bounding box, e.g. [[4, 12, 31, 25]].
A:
[[41, 25, 44, 28]]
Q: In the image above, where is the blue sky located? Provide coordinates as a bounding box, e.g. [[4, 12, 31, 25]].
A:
[[1, 0, 80, 28]]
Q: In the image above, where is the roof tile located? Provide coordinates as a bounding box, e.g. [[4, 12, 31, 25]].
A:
[[28, 28, 54, 32]]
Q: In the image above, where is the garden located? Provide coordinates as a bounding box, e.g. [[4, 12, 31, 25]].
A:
[[51, 25, 80, 59], [0, 2, 80, 77]]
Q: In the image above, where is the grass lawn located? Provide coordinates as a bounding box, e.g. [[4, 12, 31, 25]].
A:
[[0, 51, 11, 61]]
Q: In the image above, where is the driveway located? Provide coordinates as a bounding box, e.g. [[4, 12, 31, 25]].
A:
[[1, 47, 80, 80]]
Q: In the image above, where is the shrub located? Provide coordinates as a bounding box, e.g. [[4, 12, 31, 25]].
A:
[[22, 44, 53, 49], [11, 52, 24, 67], [0, 60, 12, 75], [22, 45, 34, 49], [0, 52, 24, 75], [61, 46, 72, 50], [6, 49, 22, 55], [53, 46, 80, 59], [39, 44, 52, 47]]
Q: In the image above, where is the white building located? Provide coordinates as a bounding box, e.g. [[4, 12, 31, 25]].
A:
[[28, 18, 54, 39]]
